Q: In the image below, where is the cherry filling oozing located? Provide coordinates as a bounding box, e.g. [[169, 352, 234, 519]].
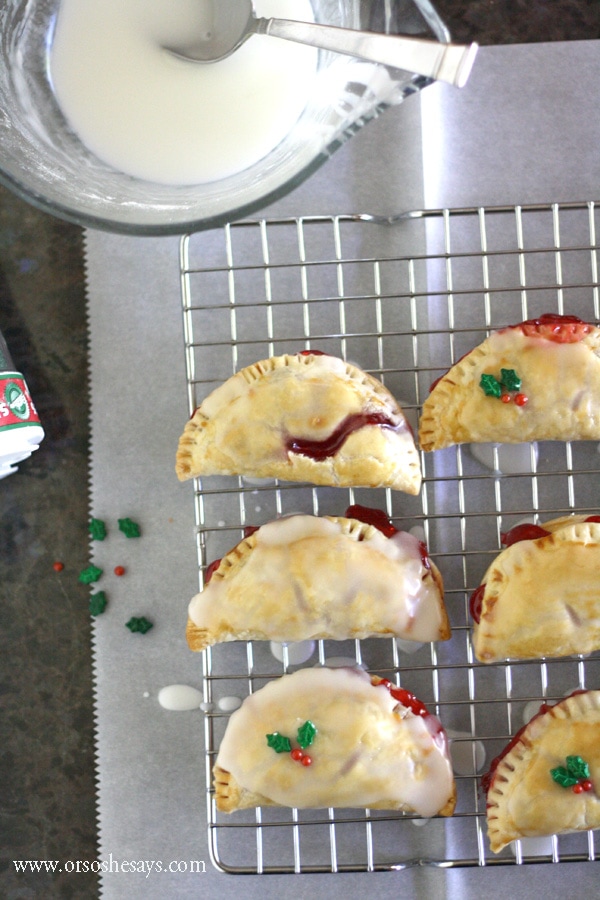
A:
[[515, 312, 591, 342], [378, 679, 446, 751], [285, 412, 398, 461], [345, 504, 431, 569], [204, 557, 222, 585], [501, 523, 551, 546], [345, 503, 398, 538], [379, 679, 433, 720], [469, 583, 485, 624], [501, 515, 600, 547]]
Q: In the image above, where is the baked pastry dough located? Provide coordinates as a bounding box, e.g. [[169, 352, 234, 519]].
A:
[[187, 512, 449, 650], [471, 515, 600, 662], [419, 314, 600, 451], [214, 666, 456, 815], [176, 352, 421, 493], [485, 690, 600, 852]]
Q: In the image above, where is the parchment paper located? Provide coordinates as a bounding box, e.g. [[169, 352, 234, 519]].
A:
[[88, 43, 600, 898]]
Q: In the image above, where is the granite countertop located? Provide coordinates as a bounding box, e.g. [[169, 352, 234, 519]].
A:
[[2, 4, 600, 899]]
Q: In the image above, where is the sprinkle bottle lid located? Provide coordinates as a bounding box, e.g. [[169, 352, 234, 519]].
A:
[[0, 329, 44, 479]]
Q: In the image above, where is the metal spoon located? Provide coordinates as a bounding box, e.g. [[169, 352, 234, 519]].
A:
[[166, 0, 478, 88]]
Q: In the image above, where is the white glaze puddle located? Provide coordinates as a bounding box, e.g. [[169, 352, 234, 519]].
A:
[[315, 656, 366, 670], [511, 836, 555, 858], [470, 441, 538, 474], [395, 638, 425, 655], [158, 684, 202, 711], [270, 640, 316, 665], [50, 0, 317, 184], [218, 696, 242, 712], [447, 730, 486, 775]]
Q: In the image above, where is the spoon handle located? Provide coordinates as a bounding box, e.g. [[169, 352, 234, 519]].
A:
[[259, 20, 478, 88]]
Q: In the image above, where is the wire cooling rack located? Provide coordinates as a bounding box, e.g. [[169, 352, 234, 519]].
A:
[[179, 201, 600, 873]]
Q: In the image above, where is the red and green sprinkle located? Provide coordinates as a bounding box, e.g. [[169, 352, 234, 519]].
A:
[[266, 720, 317, 766], [551, 755, 594, 793], [480, 368, 527, 406]]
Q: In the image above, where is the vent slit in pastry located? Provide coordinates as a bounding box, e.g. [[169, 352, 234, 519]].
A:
[[419, 314, 600, 451], [470, 514, 600, 662], [214, 667, 456, 816], [484, 690, 600, 852], [187, 510, 449, 651], [176, 352, 421, 493]]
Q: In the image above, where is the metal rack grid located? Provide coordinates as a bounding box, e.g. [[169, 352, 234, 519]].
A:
[[179, 201, 600, 873]]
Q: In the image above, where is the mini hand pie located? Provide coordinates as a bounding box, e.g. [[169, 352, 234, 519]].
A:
[[176, 352, 421, 493], [470, 515, 600, 662], [214, 666, 456, 816], [419, 314, 600, 451], [484, 690, 600, 852], [187, 511, 449, 651]]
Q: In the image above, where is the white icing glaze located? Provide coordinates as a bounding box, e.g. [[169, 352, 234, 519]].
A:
[[218, 696, 243, 713], [158, 684, 202, 711], [215, 667, 454, 815], [189, 515, 446, 643]]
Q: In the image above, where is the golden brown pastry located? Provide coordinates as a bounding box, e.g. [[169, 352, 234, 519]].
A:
[[485, 690, 600, 852], [176, 352, 421, 493], [470, 515, 600, 662], [214, 666, 456, 816], [187, 509, 449, 651], [419, 314, 600, 451]]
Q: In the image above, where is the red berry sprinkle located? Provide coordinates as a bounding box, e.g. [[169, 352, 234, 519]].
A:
[[301, 755, 313, 767], [514, 393, 528, 406], [501, 393, 512, 404], [53, 561, 64, 572], [582, 780, 594, 792], [573, 783, 585, 794], [291, 749, 304, 761], [114, 566, 126, 577]]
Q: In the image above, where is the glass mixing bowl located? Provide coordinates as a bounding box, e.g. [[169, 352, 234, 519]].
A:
[[0, 0, 448, 235]]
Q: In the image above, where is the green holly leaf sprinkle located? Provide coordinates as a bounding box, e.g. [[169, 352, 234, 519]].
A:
[[480, 373, 502, 398], [500, 368, 521, 392], [89, 518, 107, 541], [118, 517, 141, 538], [550, 766, 578, 787], [297, 720, 317, 749], [125, 616, 153, 634], [566, 755, 590, 781], [89, 592, 108, 616], [79, 565, 103, 584], [266, 732, 292, 754]]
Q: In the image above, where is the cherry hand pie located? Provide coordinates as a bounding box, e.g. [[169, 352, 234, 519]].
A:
[[419, 314, 600, 451], [470, 515, 600, 662], [176, 352, 421, 493], [484, 689, 600, 852], [214, 666, 456, 815], [186, 510, 449, 651]]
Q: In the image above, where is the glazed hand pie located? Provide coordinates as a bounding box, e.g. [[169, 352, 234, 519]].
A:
[[484, 690, 600, 852], [187, 510, 449, 651], [176, 352, 421, 493], [418, 314, 600, 451], [214, 666, 456, 815], [470, 515, 600, 662]]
